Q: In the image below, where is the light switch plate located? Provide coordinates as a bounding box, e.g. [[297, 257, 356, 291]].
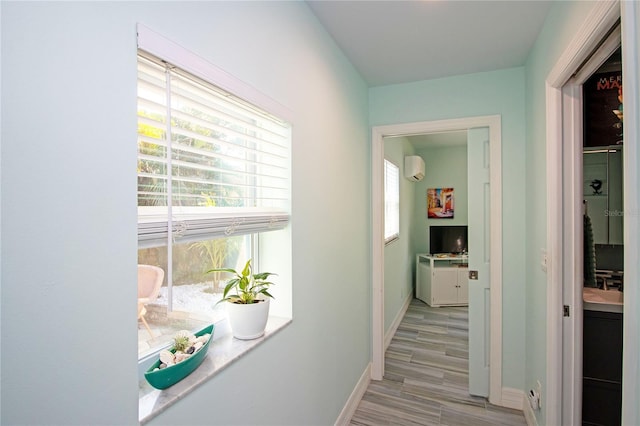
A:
[[541, 249, 548, 272]]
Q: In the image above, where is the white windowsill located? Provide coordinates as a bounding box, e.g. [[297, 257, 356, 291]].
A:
[[138, 316, 291, 424]]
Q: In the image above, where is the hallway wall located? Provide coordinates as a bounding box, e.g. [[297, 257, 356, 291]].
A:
[[523, 1, 603, 424], [414, 144, 468, 255], [1, 2, 371, 424]]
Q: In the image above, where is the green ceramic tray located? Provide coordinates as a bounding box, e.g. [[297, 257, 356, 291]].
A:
[[144, 324, 214, 390]]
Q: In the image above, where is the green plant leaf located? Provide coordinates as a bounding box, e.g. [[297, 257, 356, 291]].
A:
[[239, 277, 248, 291], [215, 295, 234, 306], [210, 258, 276, 304], [253, 272, 276, 280], [223, 278, 239, 298], [241, 259, 252, 277], [260, 289, 274, 299], [205, 267, 237, 275]]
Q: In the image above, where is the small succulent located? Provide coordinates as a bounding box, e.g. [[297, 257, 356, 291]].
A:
[[154, 331, 211, 371], [173, 330, 194, 352]]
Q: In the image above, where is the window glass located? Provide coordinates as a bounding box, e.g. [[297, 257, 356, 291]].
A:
[[137, 52, 290, 358], [384, 159, 400, 243]]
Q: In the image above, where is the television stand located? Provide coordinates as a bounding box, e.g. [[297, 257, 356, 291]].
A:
[[415, 253, 469, 307]]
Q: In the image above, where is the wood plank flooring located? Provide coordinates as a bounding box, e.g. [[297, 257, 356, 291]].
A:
[[349, 299, 527, 426]]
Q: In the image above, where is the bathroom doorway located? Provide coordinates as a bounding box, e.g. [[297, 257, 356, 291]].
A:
[[546, 14, 624, 424], [546, 3, 640, 425], [580, 40, 623, 425]]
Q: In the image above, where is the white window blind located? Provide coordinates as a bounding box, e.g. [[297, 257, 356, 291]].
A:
[[384, 159, 400, 243], [137, 53, 291, 248]]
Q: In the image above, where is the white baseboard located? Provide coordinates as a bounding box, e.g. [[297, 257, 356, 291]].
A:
[[335, 363, 371, 426], [501, 387, 524, 410], [522, 392, 539, 426], [384, 293, 412, 350]]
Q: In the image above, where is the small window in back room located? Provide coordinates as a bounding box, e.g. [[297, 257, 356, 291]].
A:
[[136, 51, 291, 359], [384, 159, 400, 244]]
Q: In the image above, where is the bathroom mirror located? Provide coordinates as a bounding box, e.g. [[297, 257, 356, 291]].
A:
[[583, 147, 623, 245]]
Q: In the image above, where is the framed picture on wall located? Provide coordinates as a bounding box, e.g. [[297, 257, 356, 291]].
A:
[[427, 188, 454, 219], [584, 68, 623, 147]]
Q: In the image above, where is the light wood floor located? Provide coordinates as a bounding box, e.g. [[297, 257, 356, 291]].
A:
[[349, 299, 527, 426]]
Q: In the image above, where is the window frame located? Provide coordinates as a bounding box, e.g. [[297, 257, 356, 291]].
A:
[[384, 158, 400, 244], [136, 50, 291, 340], [136, 51, 291, 247], [136, 26, 293, 421], [137, 24, 292, 123]]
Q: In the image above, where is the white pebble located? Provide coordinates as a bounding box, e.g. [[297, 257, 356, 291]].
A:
[[159, 349, 175, 365]]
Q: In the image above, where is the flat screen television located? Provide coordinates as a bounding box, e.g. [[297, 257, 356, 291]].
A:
[[429, 225, 468, 255]]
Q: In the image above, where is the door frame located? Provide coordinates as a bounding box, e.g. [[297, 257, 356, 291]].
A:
[[620, 3, 640, 423], [563, 25, 622, 425], [544, 1, 640, 424], [371, 115, 503, 405]]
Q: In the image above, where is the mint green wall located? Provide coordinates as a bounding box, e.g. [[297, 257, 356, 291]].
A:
[[523, 2, 601, 424], [1, 2, 370, 424], [414, 145, 468, 255], [383, 137, 415, 332], [370, 67, 527, 390]]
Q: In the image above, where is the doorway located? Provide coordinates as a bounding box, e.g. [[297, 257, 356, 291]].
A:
[[544, 1, 640, 424], [579, 39, 623, 426], [371, 115, 504, 405]]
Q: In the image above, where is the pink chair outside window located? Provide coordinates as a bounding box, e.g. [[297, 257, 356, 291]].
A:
[[138, 265, 164, 338]]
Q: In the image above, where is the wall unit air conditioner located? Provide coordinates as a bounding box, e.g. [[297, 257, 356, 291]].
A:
[[404, 156, 425, 182]]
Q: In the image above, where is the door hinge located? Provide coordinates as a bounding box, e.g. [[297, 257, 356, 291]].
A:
[[563, 305, 570, 317]]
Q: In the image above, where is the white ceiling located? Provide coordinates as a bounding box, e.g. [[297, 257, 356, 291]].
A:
[[307, 0, 553, 87]]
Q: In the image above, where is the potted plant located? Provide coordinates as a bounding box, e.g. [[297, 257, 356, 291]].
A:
[[207, 259, 276, 340]]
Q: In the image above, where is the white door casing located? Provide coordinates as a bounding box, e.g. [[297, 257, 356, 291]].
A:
[[467, 127, 491, 397], [561, 26, 621, 425], [371, 115, 503, 405], [620, 2, 640, 423], [544, 1, 631, 425]]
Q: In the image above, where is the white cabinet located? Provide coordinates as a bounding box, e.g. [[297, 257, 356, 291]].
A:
[[416, 254, 468, 307]]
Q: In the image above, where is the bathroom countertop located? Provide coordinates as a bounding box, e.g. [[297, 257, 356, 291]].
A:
[[583, 287, 623, 313]]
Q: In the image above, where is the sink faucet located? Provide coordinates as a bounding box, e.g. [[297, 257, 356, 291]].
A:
[[600, 278, 609, 291]]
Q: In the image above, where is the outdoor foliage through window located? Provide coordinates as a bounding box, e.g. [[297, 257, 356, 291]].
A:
[[137, 52, 291, 358]]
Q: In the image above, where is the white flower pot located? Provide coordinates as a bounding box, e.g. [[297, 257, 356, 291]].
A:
[[226, 298, 270, 340]]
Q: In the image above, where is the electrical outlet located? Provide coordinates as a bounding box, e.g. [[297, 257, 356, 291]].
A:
[[540, 249, 548, 272]]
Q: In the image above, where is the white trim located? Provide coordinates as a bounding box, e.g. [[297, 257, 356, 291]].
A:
[[334, 363, 371, 426], [546, 1, 620, 88], [523, 396, 539, 426], [136, 24, 292, 123], [544, 1, 621, 425], [544, 82, 563, 426], [573, 25, 622, 84], [385, 293, 412, 350], [557, 29, 620, 424], [501, 387, 524, 410], [561, 80, 584, 426], [621, 2, 640, 424], [371, 126, 385, 381], [371, 115, 503, 404]]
